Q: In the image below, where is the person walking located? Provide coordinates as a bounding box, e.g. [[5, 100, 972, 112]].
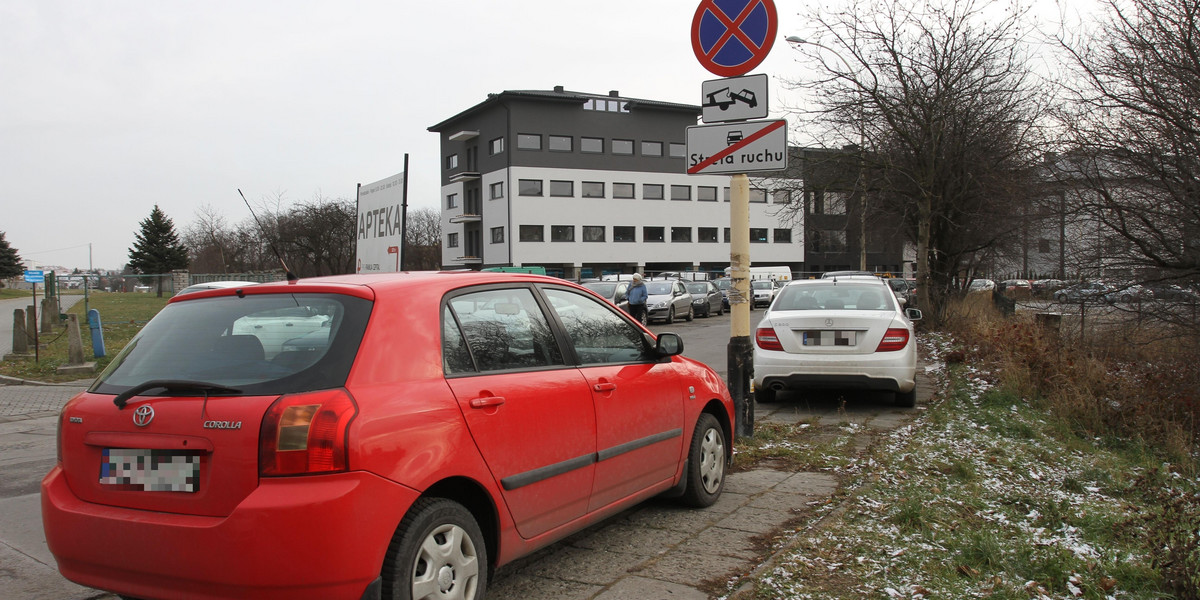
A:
[[627, 273, 648, 324]]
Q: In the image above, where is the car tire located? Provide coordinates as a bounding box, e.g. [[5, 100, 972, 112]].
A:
[[382, 497, 488, 600], [895, 386, 917, 408], [665, 306, 675, 324], [680, 413, 726, 507], [756, 385, 777, 403], [685, 306, 694, 322]]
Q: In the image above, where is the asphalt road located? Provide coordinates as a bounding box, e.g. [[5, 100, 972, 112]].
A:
[[0, 309, 932, 600]]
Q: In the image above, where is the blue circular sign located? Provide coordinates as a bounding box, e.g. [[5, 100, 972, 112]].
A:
[[691, 0, 778, 77]]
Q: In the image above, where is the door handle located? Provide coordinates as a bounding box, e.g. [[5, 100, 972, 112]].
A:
[[593, 382, 617, 392], [469, 396, 506, 409]]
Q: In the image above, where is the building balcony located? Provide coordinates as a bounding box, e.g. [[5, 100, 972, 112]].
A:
[[448, 130, 478, 142], [449, 170, 481, 183], [449, 213, 482, 224]]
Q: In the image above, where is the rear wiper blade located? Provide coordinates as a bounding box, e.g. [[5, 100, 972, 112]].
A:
[[113, 380, 244, 410]]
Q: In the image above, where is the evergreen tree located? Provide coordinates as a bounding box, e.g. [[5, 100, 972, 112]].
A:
[[127, 205, 189, 296], [0, 231, 23, 282]]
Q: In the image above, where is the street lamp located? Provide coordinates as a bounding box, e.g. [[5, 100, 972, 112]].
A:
[[785, 36, 869, 271]]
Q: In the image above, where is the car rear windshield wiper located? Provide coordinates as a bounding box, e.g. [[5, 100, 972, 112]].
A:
[[113, 380, 244, 409]]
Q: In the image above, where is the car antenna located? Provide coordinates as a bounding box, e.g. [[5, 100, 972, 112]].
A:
[[238, 189, 298, 282]]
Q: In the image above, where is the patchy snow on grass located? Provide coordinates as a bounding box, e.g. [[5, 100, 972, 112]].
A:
[[740, 332, 1194, 600]]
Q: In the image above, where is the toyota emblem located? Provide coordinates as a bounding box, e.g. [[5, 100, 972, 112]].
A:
[[133, 405, 155, 427]]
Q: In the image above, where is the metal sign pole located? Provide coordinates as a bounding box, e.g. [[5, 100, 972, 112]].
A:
[[728, 174, 753, 437]]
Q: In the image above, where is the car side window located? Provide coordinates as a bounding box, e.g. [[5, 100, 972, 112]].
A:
[[444, 288, 565, 374], [542, 288, 650, 365]]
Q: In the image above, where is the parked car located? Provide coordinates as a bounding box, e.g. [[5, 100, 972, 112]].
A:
[[753, 278, 923, 407], [714, 277, 732, 309], [1031, 279, 1067, 297], [41, 272, 735, 600], [750, 279, 779, 308], [1104, 283, 1154, 303], [1147, 282, 1200, 302], [582, 280, 631, 312], [1054, 281, 1111, 303], [999, 279, 1032, 298], [686, 280, 724, 317], [967, 278, 996, 293], [175, 280, 260, 296], [886, 277, 916, 306], [645, 279, 694, 323]]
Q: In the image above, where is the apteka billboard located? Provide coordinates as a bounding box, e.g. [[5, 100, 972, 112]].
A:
[[355, 169, 407, 273]]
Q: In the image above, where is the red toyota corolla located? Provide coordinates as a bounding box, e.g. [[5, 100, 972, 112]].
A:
[[42, 272, 734, 600]]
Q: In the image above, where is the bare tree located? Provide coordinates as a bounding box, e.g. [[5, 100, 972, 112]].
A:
[[1058, 0, 1200, 285], [782, 0, 1051, 322], [404, 206, 442, 270], [183, 204, 235, 273]]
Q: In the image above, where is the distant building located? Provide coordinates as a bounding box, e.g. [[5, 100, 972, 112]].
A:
[[428, 87, 805, 279]]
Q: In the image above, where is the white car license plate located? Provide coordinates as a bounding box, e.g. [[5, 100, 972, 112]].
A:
[[801, 330, 857, 346], [100, 448, 201, 492]]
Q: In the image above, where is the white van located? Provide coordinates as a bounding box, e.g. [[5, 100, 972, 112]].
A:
[[726, 266, 792, 282]]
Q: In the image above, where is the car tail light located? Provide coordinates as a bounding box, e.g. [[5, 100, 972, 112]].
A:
[[260, 389, 357, 476], [755, 327, 784, 351], [875, 328, 910, 352]]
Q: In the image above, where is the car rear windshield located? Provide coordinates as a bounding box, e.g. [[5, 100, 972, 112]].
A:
[[773, 284, 892, 311], [90, 293, 371, 396]]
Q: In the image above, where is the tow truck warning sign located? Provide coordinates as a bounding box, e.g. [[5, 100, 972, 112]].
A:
[[686, 119, 787, 175]]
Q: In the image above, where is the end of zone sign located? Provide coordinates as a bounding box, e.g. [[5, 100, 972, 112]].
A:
[[687, 119, 787, 175]]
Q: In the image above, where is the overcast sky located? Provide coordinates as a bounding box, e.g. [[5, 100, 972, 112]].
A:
[[1, 1, 1087, 271]]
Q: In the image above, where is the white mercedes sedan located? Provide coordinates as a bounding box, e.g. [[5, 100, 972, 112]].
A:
[[752, 277, 923, 406]]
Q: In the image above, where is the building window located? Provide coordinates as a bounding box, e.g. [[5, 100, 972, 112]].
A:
[[581, 137, 604, 153], [517, 134, 542, 150], [447, 232, 459, 248], [446, 154, 459, 169], [724, 227, 731, 243], [582, 182, 605, 198], [724, 187, 731, 202], [809, 230, 847, 252], [750, 228, 768, 243], [519, 179, 543, 196], [643, 184, 664, 200], [613, 139, 634, 155], [671, 185, 691, 201], [613, 183, 635, 199], [583, 226, 605, 242], [750, 188, 767, 203], [550, 180, 574, 197], [671, 227, 692, 242], [614, 226, 636, 242], [584, 98, 630, 112], [699, 227, 719, 242], [489, 182, 504, 200], [489, 137, 505, 155], [643, 227, 665, 242], [491, 227, 504, 243], [669, 143, 686, 158], [773, 190, 792, 204], [446, 193, 458, 209], [519, 225, 544, 242], [551, 225, 575, 242], [698, 186, 718, 202], [1039, 238, 1051, 253], [641, 141, 663, 156], [549, 135, 573, 152], [774, 228, 792, 243], [814, 191, 848, 215]]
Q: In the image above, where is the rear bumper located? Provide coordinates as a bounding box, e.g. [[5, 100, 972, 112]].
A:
[[42, 466, 417, 600], [753, 348, 916, 393]]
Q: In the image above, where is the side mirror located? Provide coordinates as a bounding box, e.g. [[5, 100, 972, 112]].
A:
[[655, 332, 684, 356], [905, 308, 923, 321]]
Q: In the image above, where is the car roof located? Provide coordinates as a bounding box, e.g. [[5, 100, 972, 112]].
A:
[[820, 270, 875, 278]]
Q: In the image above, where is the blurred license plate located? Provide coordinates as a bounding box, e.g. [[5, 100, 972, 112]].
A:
[[801, 330, 857, 346], [100, 449, 201, 492]]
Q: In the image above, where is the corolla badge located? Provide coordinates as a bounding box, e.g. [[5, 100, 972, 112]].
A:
[[132, 405, 155, 427]]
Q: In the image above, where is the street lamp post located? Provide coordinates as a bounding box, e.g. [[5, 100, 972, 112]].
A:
[[785, 36, 869, 271]]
